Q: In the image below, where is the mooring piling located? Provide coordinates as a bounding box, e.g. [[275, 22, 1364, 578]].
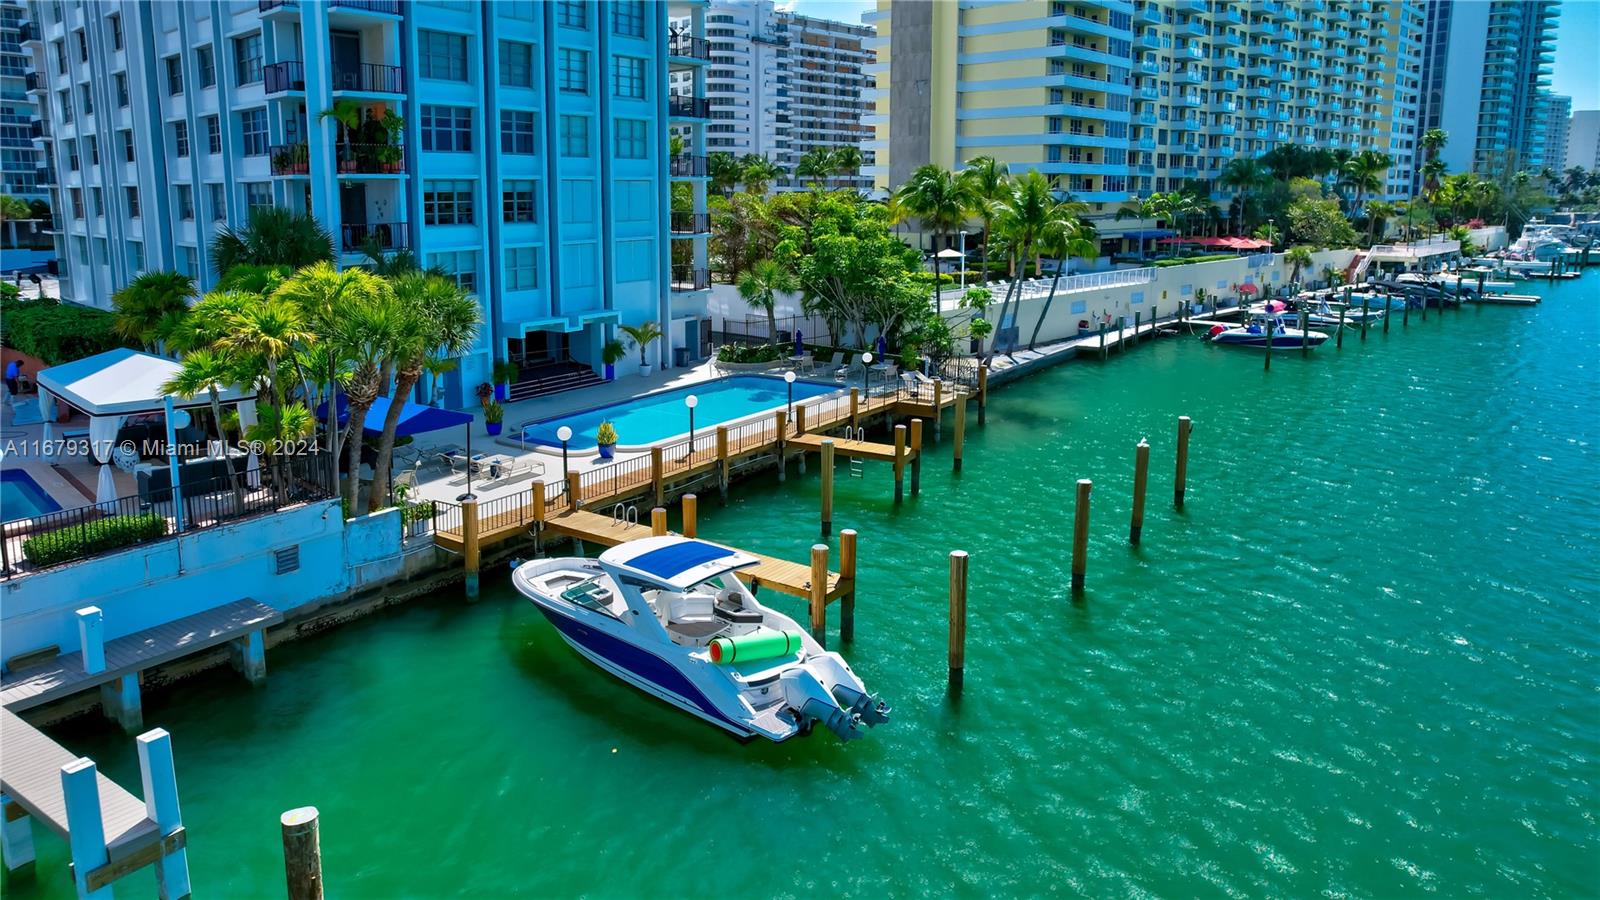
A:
[[462, 498, 480, 600], [1384, 296, 1392, 333], [1300, 306, 1310, 355], [1336, 305, 1346, 348], [651, 507, 667, 536], [775, 410, 788, 482], [1404, 295, 1411, 326], [839, 529, 857, 643], [892, 424, 907, 504], [1130, 439, 1150, 545], [681, 493, 697, 538], [281, 807, 323, 900], [977, 364, 990, 426], [948, 549, 968, 689], [820, 439, 835, 536], [1175, 415, 1192, 509], [809, 544, 829, 648], [953, 393, 968, 472], [1071, 479, 1092, 592], [1361, 294, 1371, 340], [909, 418, 923, 497]]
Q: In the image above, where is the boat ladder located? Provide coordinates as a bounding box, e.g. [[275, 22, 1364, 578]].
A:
[[612, 503, 639, 529], [844, 427, 866, 478]]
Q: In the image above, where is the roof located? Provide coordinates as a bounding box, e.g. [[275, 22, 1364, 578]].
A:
[[35, 348, 250, 417], [599, 536, 758, 591]]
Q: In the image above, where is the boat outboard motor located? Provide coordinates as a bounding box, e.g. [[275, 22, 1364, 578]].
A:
[[780, 668, 863, 741], [831, 683, 891, 726]]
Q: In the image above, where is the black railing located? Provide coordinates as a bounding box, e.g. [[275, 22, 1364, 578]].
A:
[[669, 154, 708, 177], [671, 265, 710, 291], [258, 0, 299, 11], [34, 166, 53, 185], [269, 142, 310, 175], [19, 21, 39, 43], [336, 142, 405, 174], [341, 221, 407, 252], [328, 0, 403, 15], [670, 211, 710, 234], [264, 60, 305, 93], [669, 33, 711, 60], [668, 96, 711, 119], [332, 61, 404, 93], [24, 72, 44, 92], [28, 118, 43, 138]]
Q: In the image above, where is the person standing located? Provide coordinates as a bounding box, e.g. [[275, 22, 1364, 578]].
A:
[[4, 359, 21, 397]]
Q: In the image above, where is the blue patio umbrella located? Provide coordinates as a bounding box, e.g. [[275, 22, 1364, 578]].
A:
[[875, 333, 887, 359], [795, 329, 804, 356], [318, 395, 475, 436]]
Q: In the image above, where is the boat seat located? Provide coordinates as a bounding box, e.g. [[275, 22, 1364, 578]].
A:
[[665, 593, 715, 624]]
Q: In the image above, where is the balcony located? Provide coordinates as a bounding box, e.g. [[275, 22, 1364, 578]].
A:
[[1213, 122, 1236, 135], [1255, 21, 1278, 37], [1178, 68, 1203, 83], [1178, 20, 1205, 37], [1137, 59, 1160, 75], [670, 212, 710, 235], [341, 221, 407, 253], [24, 72, 45, 93], [1216, 145, 1235, 157], [1174, 116, 1201, 131], [264, 60, 305, 94], [28, 118, 43, 139], [259, 0, 299, 12], [669, 154, 708, 178], [1174, 92, 1201, 106], [19, 21, 39, 43], [1219, 76, 1239, 91], [35, 167, 53, 186], [1137, 31, 1162, 49], [669, 32, 711, 62], [1137, 111, 1158, 125], [1220, 32, 1242, 47], [1136, 5, 1162, 24], [336, 142, 405, 175], [332, 62, 403, 94], [671, 265, 710, 292], [269, 143, 310, 176], [1137, 86, 1159, 101], [328, 0, 402, 13], [669, 96, 711, 119], [1137, 137, 1156, 150]]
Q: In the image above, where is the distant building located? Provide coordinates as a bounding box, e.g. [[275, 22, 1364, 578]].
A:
[[1542, 93, 1570, 174], [1569, 110, 1600, 172], [1, 0, 45, 204]]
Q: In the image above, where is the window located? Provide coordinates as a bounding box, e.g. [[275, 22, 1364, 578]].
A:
[[423, 180, 475, 225], [165, 55, 182, 95], [240, 108, 268, 156], [421, 105, 472, 152], [614, 118, 647, 159], [174, 121, 189, 158], [115, 73, 128, 107], [503, 180, 538, 223], [129, 240, 144, 273], [420, 30, 467, 81], [175, 184, 193, 220], [70, 188, 83, 218], [502, 1, 535, 20], [91, 187, 102, 216], [559, 115, 588, 157], [556, 1, 587, 29], [245, 183, 273, 211], [559, 48, 587, 93], [121, 129, 134, 163], [501, 111, 537, 154], [197, 45, 216, 88], [208, 183, 227, 222], [205, 115, 221, 154], [79, 82, 91, 116], [612, 56, 644, 99], [499, 40, 533, 87], [108, 13, 122, 50], [67, 143, 78, 170], [57, 89, 71, 123], [86, 136, 98, 165], [428, 250, 477, 293], [73, 28, 86, 61], [233, 34, 261, 85], [504, 246, 539, 291], [611, 0, 644, 37], [126, 186, 139, 218], [182, 247, 198, 278], [53, 40, 66, 75]]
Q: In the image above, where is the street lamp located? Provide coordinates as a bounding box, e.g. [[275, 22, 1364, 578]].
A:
[[860, 351, 873, 396], [557, 425, 572, 483], [457, 418, 477, 502], [686, 394, 699, 452], [959, 230, 969, 289], [783, 370, 796, 421]]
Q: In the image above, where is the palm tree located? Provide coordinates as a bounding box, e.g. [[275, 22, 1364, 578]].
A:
[[1028, 211, 1098, 350], [830, 145, 862, 185], [957, 156, 1010, 283], [368, 272, 480, 510], [1284, 245, 1315, 286], [317, 99, 363, 171], [739, 154, 783, 194], [162, 348, 249, 513], [328, 286, 402, 510], [985, 171, 1053, 360], [1363, 200, 1397, 244], [1217, 158, 1268, 235], [737, 259, 798, 346], [211, 207, 335, 275], [1115, 193, 1171, 259], [111, 271, 195, 353], [708, 152, 742, 198], [896, 163, 973, 292], [796, 147, 834, 189], [620, 321, 664, 369], [1341, 150, 1392, 218]]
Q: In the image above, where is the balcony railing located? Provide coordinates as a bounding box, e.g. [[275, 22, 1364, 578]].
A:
[[336, 142, 405, 175], [670, 212, 710, 234], [341, 221, 407, 253], [671, 265, 711, 291], [328, 0, 402, 13], [24, 72, 44, 92], [264, 60, 305, 93], [668, 33, 710, 61], [258, 0, 299, 11], [332, 62, 403, 94], [34, 167, 53, 185], [669, 154, 708, 177], [668, 96, 711, 119], [270, 143, 310, 175], [19, 21, 39, 43], [28, 118, 43, 138]]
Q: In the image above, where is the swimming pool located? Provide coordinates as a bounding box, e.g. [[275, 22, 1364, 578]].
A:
[[1, 470, 63, 522], [520, 376, 841, 452]]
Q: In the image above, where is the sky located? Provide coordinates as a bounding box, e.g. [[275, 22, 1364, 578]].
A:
[[788, 0, 1598, 110]]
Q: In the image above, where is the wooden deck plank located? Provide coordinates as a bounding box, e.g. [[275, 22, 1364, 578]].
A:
[[787, 432, 913, 463]]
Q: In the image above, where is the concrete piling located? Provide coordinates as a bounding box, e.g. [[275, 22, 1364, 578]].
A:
[[281, 807, 323, 900], [1130, 439, 1150, 545], [61, 758, 109, 900], [136, 728, 190, 900], [948, 550, 968, 689], [1071, 479, 1091, 593]]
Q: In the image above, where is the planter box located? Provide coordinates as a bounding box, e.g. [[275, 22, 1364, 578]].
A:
[[715, 359, 783, 373]]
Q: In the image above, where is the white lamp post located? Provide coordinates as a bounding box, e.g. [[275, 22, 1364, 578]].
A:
[[685, 395, 699, 452], [783, 370, 796, 420], [557, 425, 573, 482], [860, 351, 873, 395], [959, 230, 969, 289]]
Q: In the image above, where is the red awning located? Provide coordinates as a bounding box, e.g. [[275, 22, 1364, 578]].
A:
[[1237, 283, 1259, 294], [1155, 236, 1273, 250]]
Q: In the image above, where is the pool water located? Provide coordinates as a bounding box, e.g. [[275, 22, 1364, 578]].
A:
[[521, 375, 841, 451], [1, 469, 62, 522]]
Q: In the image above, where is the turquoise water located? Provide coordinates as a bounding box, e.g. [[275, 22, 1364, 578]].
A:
[[520, 374, 840, 450], [13, 276, 1597, 898], [1, 470, 61, 522]]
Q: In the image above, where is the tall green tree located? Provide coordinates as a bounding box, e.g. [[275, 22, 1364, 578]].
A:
[[1284, 245, 1315, 286], [895, 163, 973, 293], [1115, 193, 1172, 259], [737, 259, 798, 346], [211, 207, 335, 274], [957, 156, 1011, 281], [1028, 210, 1098, 350], [111, 271, 195, 353], [986, 171, 1054, 360], [162, 347, 250, 513], [830, 145, 863, 184], [739, 154, 783, 194], [326, 286, 402, 510], [707, 152, 742, 198], [1218, 158, 1270, 234], [796, 148, 835, 189]]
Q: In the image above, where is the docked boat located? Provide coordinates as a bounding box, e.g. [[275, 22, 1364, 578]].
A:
[[1206, 314, 1329, 349], [513, 536, 890, 743]]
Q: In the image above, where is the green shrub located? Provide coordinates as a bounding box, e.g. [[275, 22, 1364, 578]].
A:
[[22, 513, 169, 567], [716, 343, 786, 364], [400, 500, 435, 526], [1150, 253, 1242, 268], [0, 296, 131, 364]]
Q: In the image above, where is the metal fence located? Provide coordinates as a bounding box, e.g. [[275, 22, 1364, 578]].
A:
[[713, 314, 838, 348]]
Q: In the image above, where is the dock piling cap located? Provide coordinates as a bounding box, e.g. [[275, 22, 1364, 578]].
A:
[[281, 806, 318, 828]]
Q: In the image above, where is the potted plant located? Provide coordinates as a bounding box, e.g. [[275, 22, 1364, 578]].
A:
[[484, 401, 504, 437], [969, 317, 994, 355], [377, 109, 406, 173], [620, 321, 663, 378], [596, 420, 618, 459], [492, 360, 519, 402], [474, 382, 493, 409], [601, 339, 626, 381]]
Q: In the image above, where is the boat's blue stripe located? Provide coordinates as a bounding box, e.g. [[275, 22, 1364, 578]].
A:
[[533, 605, 749, 733]]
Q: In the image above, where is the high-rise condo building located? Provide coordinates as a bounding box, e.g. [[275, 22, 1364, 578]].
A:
[[2, 0, 45, 202], [22, 0, 710, 408], [1417, 0, 1559, 182], [865, 0, 1425, 254], [1568, 109, 1600, 173], [674, 0, 872, 192], [1542, 92, 1569, 174]]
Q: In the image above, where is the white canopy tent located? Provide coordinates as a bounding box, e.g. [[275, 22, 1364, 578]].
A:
[[35, 348, 255, 504]]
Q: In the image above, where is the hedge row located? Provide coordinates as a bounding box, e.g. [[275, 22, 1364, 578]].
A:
[[1149, 253, 1244, 268], [22, 513, 169, 567], [0, 296, 131, 365]]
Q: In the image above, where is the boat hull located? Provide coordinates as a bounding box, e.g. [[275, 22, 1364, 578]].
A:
[[1212, 332, 1328, 348]]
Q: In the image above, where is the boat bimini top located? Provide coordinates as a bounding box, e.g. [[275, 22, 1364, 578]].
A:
[[598, 536, 759, 592]]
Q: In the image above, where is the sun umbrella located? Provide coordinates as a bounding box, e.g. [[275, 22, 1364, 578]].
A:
[[1237, 283, 1259, 295], [934, 248, 967, 259], [246, 448, 262, 490], [875, 333, 887, 358]]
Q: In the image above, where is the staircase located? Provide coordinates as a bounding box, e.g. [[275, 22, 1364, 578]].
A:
[[1345, 251, 1373, 284], [507, 361, 605, 403]]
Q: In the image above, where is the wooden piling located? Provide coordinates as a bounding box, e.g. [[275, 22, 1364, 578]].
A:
[[1071, 479, 1091, 592], [839, 529, 857, 643], [1361, 294, 1370, 340], [682, 493, 697, 538], [977, 364, 990, 426], [892, 424, 907, 504], [775, 410, 788, 482], [948, 550, 968, 688], [715, 426, 730, 501], [849, 387, 860, 429], [795, 403, 808, 435], [281, 807, 323, 900], [1336, 305, 1346, 347], [462, 498, 480, 600], [809, 544, 829, 648], [909, 418, 923, 496], [566, 470, 582, 512], [1384, 296, 1391, 333], [1174, 415, 1191, 509], [531, 483, 547, 526], [820, 439, 835, 536], [1264, 312, 1273, 370], [1099, 323, 1107, 360], [953, 393, 968, 472], [1134, 311, 1142, 347], [932, 379, 944, 441], [1403, 295, 1411, 326], [1130, 439, 1150, 545], [651, 507, 667, 536], [1300, 306, 1309, 355]]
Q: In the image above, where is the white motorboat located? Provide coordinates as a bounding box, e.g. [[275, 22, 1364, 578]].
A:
[[1206, 314, 1329, 349], [513, 536, 890, 743]]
